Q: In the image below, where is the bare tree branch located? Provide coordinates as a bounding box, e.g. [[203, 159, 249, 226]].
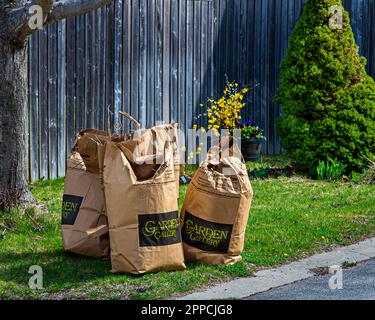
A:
[[46, 0, 113, 24], [3, 0, 113, 47], [0, 1, 18, 8]]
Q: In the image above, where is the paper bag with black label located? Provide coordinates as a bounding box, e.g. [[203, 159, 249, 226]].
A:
[[102, 140, 186, 274], [62, 129, 117, 257], [180, 145, 253, 265]]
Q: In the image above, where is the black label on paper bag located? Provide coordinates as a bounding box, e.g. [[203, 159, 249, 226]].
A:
[[62, 195, 83, 225], [139, 211, 181, 247], [182, 212, 233, 253]]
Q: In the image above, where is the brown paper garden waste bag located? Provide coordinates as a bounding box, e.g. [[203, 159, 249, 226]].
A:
[[180, 144, 253, 265], [62, 129, 126, 257], [129, 123, 180, 199], [102, 133, 186, 274]]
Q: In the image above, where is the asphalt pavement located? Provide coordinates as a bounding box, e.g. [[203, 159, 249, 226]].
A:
[[246, 259, 375, 300]]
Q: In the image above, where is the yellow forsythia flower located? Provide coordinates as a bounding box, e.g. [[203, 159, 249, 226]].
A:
[[199, 82, 249, 131]]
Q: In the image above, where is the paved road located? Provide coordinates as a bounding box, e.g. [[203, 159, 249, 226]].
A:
[[246, 259, 375, 300]]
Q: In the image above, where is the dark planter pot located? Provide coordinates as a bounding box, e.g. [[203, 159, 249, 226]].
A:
[[241, 138, 265, 162]]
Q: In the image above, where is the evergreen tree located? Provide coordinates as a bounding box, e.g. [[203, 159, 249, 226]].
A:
[[275, 0, 375, 174]]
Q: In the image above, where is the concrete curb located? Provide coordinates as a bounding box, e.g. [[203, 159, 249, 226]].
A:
[[177, 237, 375, 300]]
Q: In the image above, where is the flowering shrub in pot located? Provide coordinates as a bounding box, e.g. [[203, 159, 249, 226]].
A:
[[193, 80, 266, 162], [236, 121, 266, 161]]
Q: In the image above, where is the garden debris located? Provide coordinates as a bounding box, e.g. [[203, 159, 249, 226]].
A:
[[342, 260, 358, 269], [311, 267, 329, 276], [331, 202, 350, 208], [31, 236, 43, 241], [0, 223, 16, 233], [24, 207, 44, 232], [311, 260, 358, 276], [180, 143, 253, 265], [118, 123, 180, 199], [61, 129, 124, 258], [102, 127, 185, 274]]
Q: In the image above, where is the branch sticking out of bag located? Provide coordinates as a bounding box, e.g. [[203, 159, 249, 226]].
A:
[[119, 111, 141, 130]]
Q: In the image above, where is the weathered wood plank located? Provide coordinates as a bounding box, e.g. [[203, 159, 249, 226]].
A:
[[217, 0, 227, 92], [178, 0, 187, 136], [130, 0, 140, 123], [146, 0, 155, 128], [208, 0, 217, 100], [76, 15, 86, 132], [267, 0, 275, 155], [239, 0, 248, 125], [253, 0, 262, 127], [186, 0, 194, 131], [139, 0, 147, 128], [193, 0, 201, 128], [239, 0, 248, 86], [48, 23, 58, 179], [226, 0, 234, 80], [274, 0, 283, 154], [200, 0, 208, 128], [66, 16, 76, 151], [170, 0, 179, 124], [91, 11, 99, 129], [114, 0, 123, 132], [162, 0, 171, 124], [105, 2, 115, 130], [155, 0, 163, 123], [233, 0, 241, 82], [247, 0, 256, 121], [28, 33, 39, 181], [122, 0, 132, 130], [57, 20, 67, 177], [259, 0, 268, 153], [98, 7, 106, 130], [38, 27, 49, 180], [84, 11, 93, 129]]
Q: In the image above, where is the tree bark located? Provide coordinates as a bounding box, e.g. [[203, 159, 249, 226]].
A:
[[0, 39, 33, 206], [0, 0, 113, 208]]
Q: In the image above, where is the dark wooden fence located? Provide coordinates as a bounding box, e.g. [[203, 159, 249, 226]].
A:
[[27, 0, 375, 181]]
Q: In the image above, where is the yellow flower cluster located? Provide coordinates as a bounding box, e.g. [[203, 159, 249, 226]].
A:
[[206, 83, 248, 131]]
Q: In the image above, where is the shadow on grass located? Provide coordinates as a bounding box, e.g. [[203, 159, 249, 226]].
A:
[[0, 247, 232, 295], [0, 249, 113, 290]]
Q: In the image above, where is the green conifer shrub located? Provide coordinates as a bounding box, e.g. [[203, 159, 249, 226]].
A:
[[275, 0, 375, 174]]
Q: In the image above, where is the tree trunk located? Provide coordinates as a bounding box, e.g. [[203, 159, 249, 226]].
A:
[[0, 40, 33, 207], [0, 0, 114, 209]]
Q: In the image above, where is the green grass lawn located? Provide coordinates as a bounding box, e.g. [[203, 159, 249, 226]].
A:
[[0, 157, 374, 299]]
